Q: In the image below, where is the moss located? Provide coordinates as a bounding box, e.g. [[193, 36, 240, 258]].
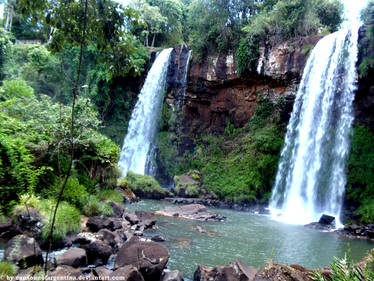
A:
[[82, 195, 114, 217], [126, 171, 172, 198], [97, 189, 123, 203]]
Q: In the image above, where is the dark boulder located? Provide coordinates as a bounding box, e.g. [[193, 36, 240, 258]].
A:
[[318, 214, 335, 226], [98, 229, 121, 251], [93, 266, 111, 281], [151, 235, 166, 242], [16, 208, 43, 237], [0, 216, 21, 239], [81, 240, 113, 266], [110, 265, 144, 281], [114, 237, 170, 280], [86, 216, 123, 232], [109, 202, 125, 218], [4, 235, 43, 268], [136, 211, 157, 229], [56, 248, 87, 268], [124, 213, 139, 225], [194, 260, 257, 281]]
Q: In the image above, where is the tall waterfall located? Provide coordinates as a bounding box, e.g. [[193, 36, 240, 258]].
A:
[[269, 24, 360, 225], [118, 48, 173, 177]]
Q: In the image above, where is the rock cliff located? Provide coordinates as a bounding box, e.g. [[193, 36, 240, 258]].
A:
[[183, 36, 321, 134]]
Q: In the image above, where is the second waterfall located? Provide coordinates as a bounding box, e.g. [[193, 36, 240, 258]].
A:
[[118, 48, 173, 177], [269, 25, 360, 225]]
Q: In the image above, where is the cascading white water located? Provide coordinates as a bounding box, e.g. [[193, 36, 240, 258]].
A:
[[269, 23, 360, 225], [118, 48, 173, 176]]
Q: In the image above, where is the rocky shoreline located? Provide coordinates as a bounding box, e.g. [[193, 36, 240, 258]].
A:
[[1, 194, 374, 281]]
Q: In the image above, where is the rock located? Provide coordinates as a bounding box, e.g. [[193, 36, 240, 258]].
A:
[[81, 240, 113, 266], [194, 226, 207, 233], [49, 265, 82, 279], [110, 265, 144, 281], [151, 235, 166, 242], [98, 229, 121, 250], [173, 171, 203, 198], [161, 270, 184, 281], [16, 208, 43, 237], [253, 263, 312, 281], [124, 213, 139, 225], [93, 266, 111, 281], [318, 214, 335, 226], [86, 216, 123, 232], [155, 204, 226, 222], [109, 201, 125, 218], [114, 237, 170, 280], [0, 216, 21, 239], [4, 235, 43, 268], [136, 211, 157, 229], [194, 260, 257, 281], [56, 247, 87, 268], [116, 187, 138, 203]]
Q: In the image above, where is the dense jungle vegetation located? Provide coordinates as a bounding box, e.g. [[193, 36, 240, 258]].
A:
[[0, 0, 373, 228]]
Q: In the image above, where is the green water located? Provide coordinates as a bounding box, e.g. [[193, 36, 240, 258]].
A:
[[127, 200, 374, 279]]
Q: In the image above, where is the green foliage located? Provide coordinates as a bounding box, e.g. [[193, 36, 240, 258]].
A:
[[312, 254, 374, 281], [82, 195, 114, 217], [358, 1, 374, 78], [37, 199, 81, 241], [358, 56, 374, 78], [236, 36, 259, 75], [0, 79, 34, 99], [0, 28, 13, 81], [52, 177, 89, 209], [97, 189, 123, 204], [126, 171, 171, 197], [361, 1, 374, 25], [346, 126, 374, 223], [0, 261, 17, 278]]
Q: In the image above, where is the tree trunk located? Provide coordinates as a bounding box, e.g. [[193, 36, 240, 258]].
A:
[[151, 34, 156, 48]]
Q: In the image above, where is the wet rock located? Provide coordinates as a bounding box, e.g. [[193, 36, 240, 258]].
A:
[[318, 214, 335, 226], [98, 229, 121, 250], [4, 235, 43, 268], [49, 265, 82, 279], [86, 216, 123, 232], [173, 171, 204, 198], [155, 204, 226, 222], [253, 263, 312, 281], [161, 270, 184, 281], [135, 211, 157, 229], [194, 260, 257, 281], [151, 235, 166, 242], [114, 237, 170, 280], [109, 202, 125, 218], [124, 213, 139, 225], [93, 266, 111, 281], [81, 240, 113, 266], [110, 265, 144, 281], [0, 216, 21, 239], [16, 208, 43, 237], [56, 247, 87, 268]]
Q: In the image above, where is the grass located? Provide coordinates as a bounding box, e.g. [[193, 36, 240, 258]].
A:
[[0, 261, 17, 278], [126, 171, 172, 198], [82, 195, 114, 217], [97, 189, 123, 203]]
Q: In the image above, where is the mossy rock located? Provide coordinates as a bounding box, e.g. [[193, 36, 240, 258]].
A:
[[126, 172, 172, 199], [173, 170, 212, 198]]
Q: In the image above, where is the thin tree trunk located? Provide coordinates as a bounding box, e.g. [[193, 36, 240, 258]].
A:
[[44, 0, 89, 274], [151, 34, 155, 48]]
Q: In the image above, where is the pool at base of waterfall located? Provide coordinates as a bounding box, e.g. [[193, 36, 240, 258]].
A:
[[127, 200, 373, 280]]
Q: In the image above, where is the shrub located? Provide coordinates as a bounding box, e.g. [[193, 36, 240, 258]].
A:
[[126, 171, 171, 198], [0, 261, 17, 279], [97, 189, 123, 203], [82, 195, 114, 217], [51, 177, 89, 209], [0, 79, 34, 100], [39, 199, 81, 241]]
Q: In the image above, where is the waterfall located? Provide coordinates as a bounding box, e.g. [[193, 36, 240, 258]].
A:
[[269, 24, 360, 225], [118, 48, 173, 177]]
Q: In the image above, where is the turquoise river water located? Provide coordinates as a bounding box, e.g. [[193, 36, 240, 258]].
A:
[[127, 200, 373, 280]]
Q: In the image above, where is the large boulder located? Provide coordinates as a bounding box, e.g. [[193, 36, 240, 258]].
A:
[[155, 204, 226, 222], [114, 237, 170, 280], [15, 208, 43, 237], [110, 266, 144, 281], [194, 260, 257, 281], [318, 214, 335, 226], [109, 202, 125, 218], [4, 235, 43, 268], [81, 240, 113, 266], [305, 214, 336, 231], [56, 248, 87, 268], [93, 266, 112, 281], [48, 265, 82, 279], [86, 216, 123, 232], [135, 211, 157, 229], [253, 263, 312, 281]]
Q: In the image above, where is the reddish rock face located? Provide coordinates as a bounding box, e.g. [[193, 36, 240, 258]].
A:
[[183, 35, 321, 134]]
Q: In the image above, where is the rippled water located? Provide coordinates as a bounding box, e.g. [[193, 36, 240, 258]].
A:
[[127, 200, 373, 279]]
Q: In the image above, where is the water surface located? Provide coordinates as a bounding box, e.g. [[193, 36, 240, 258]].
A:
[[127, 200, 373, 279]]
